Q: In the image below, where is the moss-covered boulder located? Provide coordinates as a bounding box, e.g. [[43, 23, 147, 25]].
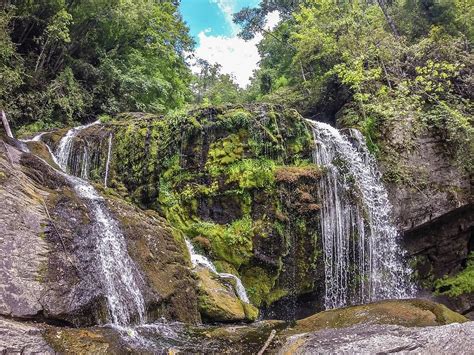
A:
[[196, 268, 257, 322], [288, 299, 468, 335], [50, 104, 325, 317]]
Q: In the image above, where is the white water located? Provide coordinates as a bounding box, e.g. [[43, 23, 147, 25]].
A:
[[185, 239, 250, 304], [308, 120, 414, 309], [104, 133, 113, 188], [55, 121, 99, 172], [34, 124, 146, 326]]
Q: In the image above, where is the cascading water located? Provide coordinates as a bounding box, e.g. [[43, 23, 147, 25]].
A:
[[35, 123, 146, 326], [307, 120, 414, 310], [55, 121, 99, 172], [104, 133, 113, 188], [185, 239, 250, 303]]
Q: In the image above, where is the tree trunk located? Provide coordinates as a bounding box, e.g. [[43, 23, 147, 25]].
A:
[[377, 0, 400, 37], [1, 110, 14, 139]]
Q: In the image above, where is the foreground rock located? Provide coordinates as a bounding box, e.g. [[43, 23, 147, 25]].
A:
[[289, 299, 467, 334], [0, 299, 470, 353], [279, 322, 474, 354]]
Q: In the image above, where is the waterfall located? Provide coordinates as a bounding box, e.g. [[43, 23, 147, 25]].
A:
[[80, 145, 90, 179], [307, 120, 414, 309], [185, 239, 250, 304], [37, 124, 146, 326], [104, 133, 113, 188], [55, 121, 99, 172]]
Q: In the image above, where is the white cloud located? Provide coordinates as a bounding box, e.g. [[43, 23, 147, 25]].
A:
[[265, 11, 281, 31], [194, 31, 262, 87], [192, 8, 282, 88]]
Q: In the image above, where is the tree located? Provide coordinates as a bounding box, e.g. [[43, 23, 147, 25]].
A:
[[191, 59, 242, 105]]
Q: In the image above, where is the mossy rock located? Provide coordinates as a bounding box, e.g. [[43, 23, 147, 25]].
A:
[[197, 268, 256, 323], [290, 299, 468, 335]]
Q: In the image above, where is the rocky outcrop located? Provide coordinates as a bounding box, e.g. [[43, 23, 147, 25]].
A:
[[0, 138, 201, 326], [288, 299, 467, 335], [279, 322, 474, 354], [46, 105, 324, 318], [0, 141, 51, 320], [0, 298, 469, 353], [374, 116, 473, 317], [196, 268, 247, 322]]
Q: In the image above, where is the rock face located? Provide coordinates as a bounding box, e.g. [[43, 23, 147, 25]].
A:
[[374, 117, 473, 317], [196, 268, 247, 322], [0, 141, 50, 320], [0, 319, 54, 354], [48, 105, 324, 318], [0, 138, 201, 326], [279, 322, 474, 354]]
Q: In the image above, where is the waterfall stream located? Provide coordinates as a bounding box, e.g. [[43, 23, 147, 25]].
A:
[[308, 120, 414, 309], [185, 239, 250, 303], [104, 133, 113, 188], [31, 124, 146, 326]]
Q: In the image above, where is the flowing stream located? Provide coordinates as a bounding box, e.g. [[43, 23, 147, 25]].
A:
[[32, 123, 146, 326], [307, 120, 414, 309], [185, 239, 250, 303], [104, 133, 113, 188]]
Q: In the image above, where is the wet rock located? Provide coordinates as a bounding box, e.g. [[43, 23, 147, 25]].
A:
[[105, 195, 201, 324], [0, 139, 201, 327], [196, 268, 247, 322], [0, 318, 54, 354], [279, 322, 474, 354]]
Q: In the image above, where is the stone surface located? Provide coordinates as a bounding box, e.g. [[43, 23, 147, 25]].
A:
[[0, 142, 50, 320], [0, 318, 54, 354], [105, 194, 201, 324], [279, 322, 474, 354], [288, 299, 467, 335], [196, 268, 247, 322], [0, 138, 202, 326], [377, 117, 473, 319]]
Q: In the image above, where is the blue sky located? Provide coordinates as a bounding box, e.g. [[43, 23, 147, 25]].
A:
[[179, 0, 279, 87], [180, 0, 260, 40]]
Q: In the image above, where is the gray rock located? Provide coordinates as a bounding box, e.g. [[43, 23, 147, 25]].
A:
[[0, 318, 54, 354], [279, 322, 474, 354], [0, 142, 49, 318]]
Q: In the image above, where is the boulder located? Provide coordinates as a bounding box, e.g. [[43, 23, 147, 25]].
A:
[[196, 268, 247, 322], [289, 299, 467, 335]]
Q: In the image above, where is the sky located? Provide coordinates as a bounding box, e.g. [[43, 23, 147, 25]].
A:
[[180, 0, 280, 87]]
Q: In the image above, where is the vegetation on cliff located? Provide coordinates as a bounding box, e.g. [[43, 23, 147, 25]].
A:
[[236, 0, 473, 173]]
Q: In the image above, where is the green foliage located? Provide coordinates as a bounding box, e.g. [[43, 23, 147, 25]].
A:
[[240, 0, 472, 172], [3, 0, 193, 130], [187, 217, 255, 268], [434, 253, 474, 297], [191, 60, 243, 105], [207, 133, 245, 172]]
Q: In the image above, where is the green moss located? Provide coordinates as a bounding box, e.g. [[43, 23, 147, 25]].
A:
[[241, 266, 283, 307], [187, 217, 254, 268], [207, 132, 246, 174], [226, 159, 276, 190], [434, 252, 474, 297]]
